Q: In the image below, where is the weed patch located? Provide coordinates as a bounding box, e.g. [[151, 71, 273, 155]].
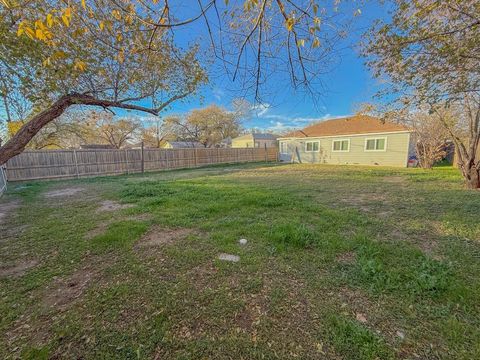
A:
[[90, 220, 148, 251], [327, 314, 394, 360]]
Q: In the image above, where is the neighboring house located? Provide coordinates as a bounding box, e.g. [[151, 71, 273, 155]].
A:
[[80, 144, 115, 149], [278, 115, 414, 167], [161, 141, 205, 149], [219, 137, 232, 148], [231, 133, 278, 148]]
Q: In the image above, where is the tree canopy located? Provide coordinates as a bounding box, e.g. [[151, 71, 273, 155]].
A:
[[164, 104, 243, 147], [0, 0, 357, 164], [363, 0, 480, 188]]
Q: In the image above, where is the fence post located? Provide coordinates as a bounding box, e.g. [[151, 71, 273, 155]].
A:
[[73, 149, 80, 178], [194, 148, 198, 167], [165, 149, 169, 169], [94, 150, 100, 175], [264, 144, 268, 162], [141, 142, 145, 173], [125, 149, 129, 174]]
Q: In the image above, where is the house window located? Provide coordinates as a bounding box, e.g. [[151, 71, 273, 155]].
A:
[[332, 139, 350, 152], [305, 141, 320, 152], [365, 137, 387, 151], [280, 142, 288, 154]]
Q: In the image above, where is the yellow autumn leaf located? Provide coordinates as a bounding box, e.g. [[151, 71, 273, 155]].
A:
[[46, 13, 53, 27], [52, 50, 67, 59], [99, 21, 105, 30], [35, 28, 45, 40], [17, 21, 25, 36], [74, 60, 87, 71], [35, 20, 46, 30], [42, 57, 51, 67], [24, 26, 35, 39], [285, 18, 294, 31], [312, 37, 320, 48], [81, 0, 86, 10], [1, 0, 12, 9], [116, 32, 123, 42], [7, 121, 24, 136], [112, 9, 121, 20], [62, 7, 72, 26]]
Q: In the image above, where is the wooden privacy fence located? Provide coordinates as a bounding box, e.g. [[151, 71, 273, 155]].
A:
[[5, 147, 278, 181]]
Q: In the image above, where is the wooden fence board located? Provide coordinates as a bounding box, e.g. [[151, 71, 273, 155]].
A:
[[5, 147, 278, 181]]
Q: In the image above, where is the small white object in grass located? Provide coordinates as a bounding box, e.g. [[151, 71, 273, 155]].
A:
[[218, 253, 240, 262], [396, 330, 405, 339], [355, 313, 367, 323], [239, 238, 248, 245]]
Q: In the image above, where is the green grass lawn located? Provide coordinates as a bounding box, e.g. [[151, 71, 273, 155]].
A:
[[1, 163, 479, 359]]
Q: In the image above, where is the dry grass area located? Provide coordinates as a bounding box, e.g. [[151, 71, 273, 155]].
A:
[[0, 162, 479, 359]]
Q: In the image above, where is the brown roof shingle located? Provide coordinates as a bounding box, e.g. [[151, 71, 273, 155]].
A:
[[283, 115, 409, 138]]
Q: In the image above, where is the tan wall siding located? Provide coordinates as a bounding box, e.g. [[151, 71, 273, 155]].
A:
[[232, 138, 277, 148], [232, 138, 254, 148], [279, 132, 411, 167]]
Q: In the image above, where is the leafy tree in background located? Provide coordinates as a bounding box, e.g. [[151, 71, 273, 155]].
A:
[[0, 0, 354, 164], [27, 110, 143, 149], [165, 105, 243, 147], [141, 119, 174, 149], [89, 111, 141, 149], [363, 0, 480, 188]]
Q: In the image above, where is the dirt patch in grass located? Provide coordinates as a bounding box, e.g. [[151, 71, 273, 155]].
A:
[[383, 175, 406, 184], [188, 262, 218, 291], [43, 266, 98, 309], [0, 199, 21, 224], [1, 224, 30, 241], [336, 251, 357, 265], [390, 228, 441, 259], [336, 286, 409, 348], [96, 200, 134, 212], [136, 225, 194, 248], [0, 259, 38, 278], [339, 192, 394, 215], [234, 307, 254, 332], [44, 187, 85, 198]]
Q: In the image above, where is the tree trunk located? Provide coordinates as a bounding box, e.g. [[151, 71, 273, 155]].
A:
[[0, 93, 160, 165], [457, 152, 480, 189], [463, 162, 480, 189], [0, 94, 74, 165]]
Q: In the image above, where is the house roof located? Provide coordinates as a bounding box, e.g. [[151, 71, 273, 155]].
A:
[[282, 115, 410, 138], [166, 141, 204, 148], [233, 133, 278, 141], [80, 144, 115, 149]]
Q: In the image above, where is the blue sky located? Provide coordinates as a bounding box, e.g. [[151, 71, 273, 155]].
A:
[[0, 1, 389, 135], [137, 1, 389, 133]]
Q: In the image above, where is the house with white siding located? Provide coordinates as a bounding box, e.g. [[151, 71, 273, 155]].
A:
[[278, 115, 415, 167]]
